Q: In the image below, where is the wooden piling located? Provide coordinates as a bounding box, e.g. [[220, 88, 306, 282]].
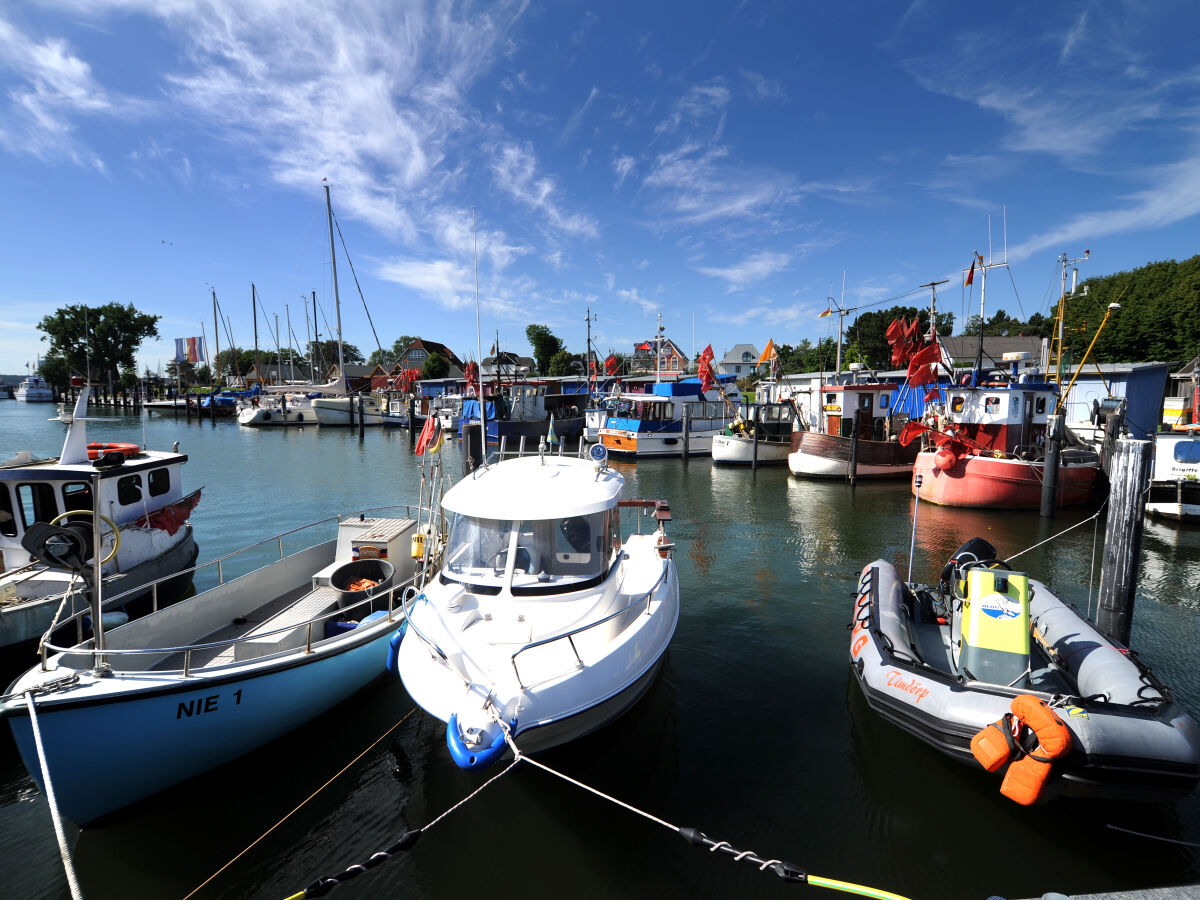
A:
[[847, 409, 861, 484], [357, 395, 366, 439], [1040, 414, 1064, 517], [1096, 439, 1153, 645], [682, 409, 690, 463]]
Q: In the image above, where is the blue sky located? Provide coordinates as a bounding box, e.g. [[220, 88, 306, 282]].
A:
[[2, 1, 1198, 376]]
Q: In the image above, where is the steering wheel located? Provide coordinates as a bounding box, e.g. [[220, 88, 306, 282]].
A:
[[49, 510, 120, 564]]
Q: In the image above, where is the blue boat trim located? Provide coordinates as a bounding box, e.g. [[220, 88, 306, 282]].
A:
[[446, 713, 514, 769]]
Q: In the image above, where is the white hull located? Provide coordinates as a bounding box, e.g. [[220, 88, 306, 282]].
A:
[[311, 397, 383, 426], [711, 434, 790, 464], [600, 425, 724, 459], [788, 448, 910, 479], [237, 404, 315, 427]]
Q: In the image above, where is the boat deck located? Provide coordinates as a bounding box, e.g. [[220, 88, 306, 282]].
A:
[[148, 582, 319, 670]]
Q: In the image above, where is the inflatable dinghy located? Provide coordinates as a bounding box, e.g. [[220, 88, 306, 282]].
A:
[[851, 538, 1200, 803]]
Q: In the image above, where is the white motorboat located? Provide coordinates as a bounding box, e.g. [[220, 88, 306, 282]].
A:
[[14, 375, 54, 403], [237, 391, 317, 427], [1, 499, 440, 825], [396, 444, 678, 768], [1146, 426, 1200, 521], [312, 393, 384, 427], [0, 389, 200, 652]]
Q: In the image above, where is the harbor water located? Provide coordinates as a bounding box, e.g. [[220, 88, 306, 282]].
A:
[[2, 400, 1200, 900]]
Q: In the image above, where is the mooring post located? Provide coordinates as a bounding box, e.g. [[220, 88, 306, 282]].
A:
[[408, 397, 417, 445], [1040, 414, 1064, 517], [1102, 412, 1122, 474], [682, 408, 690, 463], [751, 406, 759, 472], [357, 394, 366, 440], [847, 410, 861, 484], [1096, 439, 1153, 645]]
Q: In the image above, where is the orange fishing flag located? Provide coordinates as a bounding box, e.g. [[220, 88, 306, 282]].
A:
[[757, 339, 776, 367]]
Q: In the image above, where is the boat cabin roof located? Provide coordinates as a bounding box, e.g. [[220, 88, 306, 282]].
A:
[[444, 455, 623, 520]]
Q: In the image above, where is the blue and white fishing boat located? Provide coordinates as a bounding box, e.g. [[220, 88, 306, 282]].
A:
[[597, 375, 739, 459], [0, 482, 442, 825], [396, 444, 678, 768]]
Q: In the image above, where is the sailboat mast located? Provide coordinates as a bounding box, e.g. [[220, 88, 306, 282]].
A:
[[324, 181, 346, 379], [252, 283, 261, 385], [211, 289, 221, 388], [286, 305, 296, 382]]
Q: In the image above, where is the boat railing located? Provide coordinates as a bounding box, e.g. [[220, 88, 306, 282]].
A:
[[488, 435, 590, 464], [509, 559, 672, 691], [39, 572, 422, 675], [39, 504, 431, 662]]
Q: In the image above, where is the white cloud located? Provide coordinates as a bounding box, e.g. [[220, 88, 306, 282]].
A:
[[698, 250, 791, 291], [613, 153, 635, 187], [376, 258, 475, 310], [491, 142, 598, 238]]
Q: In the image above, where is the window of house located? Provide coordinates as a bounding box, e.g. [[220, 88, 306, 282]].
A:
[[742, 351, 753, 363]]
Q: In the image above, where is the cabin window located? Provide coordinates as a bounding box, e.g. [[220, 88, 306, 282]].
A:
[[62, 482, 93, 513], [148, 469, 171, 498], [825, 393, 836, 405], [0, 486, 16, 537], [1035, 398, 1047, 415], [1174, 442, 1200, 465], [16, 483, 57, 530], [117, 474, 142, 506], [859, 395, 872, 410], [511, 511, 611, 595], [951, 396, 965, 413], [879, 395, 890, 410], [444, 515, 515, 579], [984, 396, 1001, 412]]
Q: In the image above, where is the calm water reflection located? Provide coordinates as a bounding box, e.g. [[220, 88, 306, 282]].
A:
[[1, 401, 1198, 899]]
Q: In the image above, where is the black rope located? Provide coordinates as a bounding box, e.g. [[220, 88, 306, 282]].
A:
[[300, 830, 422, 897], [678, 828, 808, 883]]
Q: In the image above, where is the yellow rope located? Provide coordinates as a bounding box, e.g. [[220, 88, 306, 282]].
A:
[[808, 874, 912, 899], [182, 706, 418, 900]]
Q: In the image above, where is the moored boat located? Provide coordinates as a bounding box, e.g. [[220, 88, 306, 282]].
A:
[[1146, 426, 1200, 521], [396, 444, 678, 767], [312, 393, 384, 426], [236, 391, 317, 427], [851, 538, 1200, 803], [0, 389, 200, 654], [1, 498, 440, 825], [712, 401, 795, 465], [788, 380, 916, 479], [14, 375, 54, 403], [597, 376, 738, 460]]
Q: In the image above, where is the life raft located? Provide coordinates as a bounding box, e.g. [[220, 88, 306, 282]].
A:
[[86, 441, 141, 460]]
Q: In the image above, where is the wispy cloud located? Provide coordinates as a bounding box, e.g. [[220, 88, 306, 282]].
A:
[[491, 142, 598, 238], [740, 68, 785, 102], [698, 250, 791, 291], [613, 153, 635, 187], [0, 13, 128, 169], [376, 258, 475, 310], [560, 85, 599, 143]]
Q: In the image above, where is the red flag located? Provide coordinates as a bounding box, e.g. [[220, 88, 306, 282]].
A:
[[907, 364, 937, 387], [415, 413, 437, 455], [898, 421, 930, 447], [698, 356, 715, 393], [965, 256, 976, 286], [886, 317, 906, 344], [700, 343, 714, 363], [906, 340, 942, 378], [923, 388, 941, 403], [605, 353, 619, 375]]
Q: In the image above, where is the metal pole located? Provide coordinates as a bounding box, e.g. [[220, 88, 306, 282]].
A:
[[908, 475, 923, 582], [682, 408, 690, 462]]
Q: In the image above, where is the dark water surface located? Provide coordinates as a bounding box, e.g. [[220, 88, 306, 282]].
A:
[[2, 400, 1200, 900]]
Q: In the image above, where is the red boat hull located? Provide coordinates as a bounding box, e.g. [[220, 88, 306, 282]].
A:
[[912, 450, 1098, 509]]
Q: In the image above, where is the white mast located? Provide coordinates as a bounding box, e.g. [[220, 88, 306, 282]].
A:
[[324, 180, 346, 381]]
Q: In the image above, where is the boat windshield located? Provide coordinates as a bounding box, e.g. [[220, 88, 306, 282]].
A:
[[442, 510, 616, 594]]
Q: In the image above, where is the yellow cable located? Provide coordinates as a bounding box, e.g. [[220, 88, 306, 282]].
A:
[[807, 874, 912, 900]]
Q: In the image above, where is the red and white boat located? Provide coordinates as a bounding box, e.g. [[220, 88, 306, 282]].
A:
[[787, 379, 917, 479], [907, 367, 1100, 508]]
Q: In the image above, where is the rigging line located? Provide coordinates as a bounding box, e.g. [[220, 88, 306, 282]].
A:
[[1105, 824, 1200, 848], [182, 705, 419, 900], [331, 211, 387, 365], [1004, 500, 1107, 564]]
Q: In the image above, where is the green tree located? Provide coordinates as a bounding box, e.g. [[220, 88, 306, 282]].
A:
[[850, 306, 954, 369], [309, 340, 365, 370], [525, 324, 564, 374], [37, 302, 161, 390], [548, 350, 574, 376], [369, 335, 416, 367], [422, 353, 450, 379]]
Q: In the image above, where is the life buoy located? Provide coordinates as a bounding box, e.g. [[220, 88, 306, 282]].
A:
[[86, 441, 140, 461]]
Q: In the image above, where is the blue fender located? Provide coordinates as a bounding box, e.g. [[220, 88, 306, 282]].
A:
[[446, 713, 514, 769], [385, 620, 409, 677]]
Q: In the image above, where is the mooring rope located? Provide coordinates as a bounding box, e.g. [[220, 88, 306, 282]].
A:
[[283, 728, 912, 900], [1004, 498, 1107, 565], [25, 693, 84, 900]]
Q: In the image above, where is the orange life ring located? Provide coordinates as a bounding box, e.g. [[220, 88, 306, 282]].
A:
[[86, 441, 141, 460]]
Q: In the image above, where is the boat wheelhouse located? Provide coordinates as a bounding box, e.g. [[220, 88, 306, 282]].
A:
[[788, 380, 916, 479]]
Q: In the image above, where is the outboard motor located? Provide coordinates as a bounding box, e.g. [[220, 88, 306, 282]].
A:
[[939, 537, 998, 595]]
